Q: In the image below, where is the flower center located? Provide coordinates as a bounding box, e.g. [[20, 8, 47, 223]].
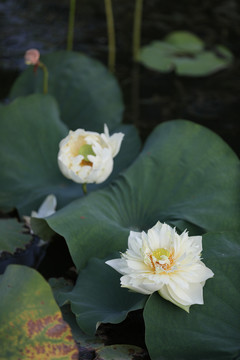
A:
[[79, 144, 95, 167], [146, 248, 174, 273], [152, 248, 170, 260]]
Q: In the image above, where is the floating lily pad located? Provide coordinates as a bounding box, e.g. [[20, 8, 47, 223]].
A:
[[32, 120, 240, 271], [0, 94, 141, 216], [9, 51, 124, 132], [164, 31, 204, 53], [0, 264, 79, 359], [143, 232, 240, 360], [138, 31, 233, 76]]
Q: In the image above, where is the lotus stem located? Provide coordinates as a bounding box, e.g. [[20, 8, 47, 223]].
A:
[[82, 183, 87, 195], [104, 0, 116, 73], [38, 61, 48, 94], [67, 0, 76, 51], [133, 0, 143, 61]]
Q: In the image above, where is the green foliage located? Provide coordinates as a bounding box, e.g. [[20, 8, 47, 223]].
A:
[[144, 232, 240, 360], [0, 94, 69, 215], [10, 51, 124, 132], [32, 120, 240, 271], [0, 265, 79, 359], [0, 94, 141, 216], [50, 257, 146, 335], [165, 31, 204, 52], [138, 31, 233, 76], [0, 218, 32, 254], [60, 304, 146, 359], [0, 45, 239, 360]]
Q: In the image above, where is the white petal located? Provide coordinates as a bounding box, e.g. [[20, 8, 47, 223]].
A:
[[188, 235, 202, 255], [128, 231, 144, 257], [108, 132, 125, 157], [103, 124, 124, 157], [180, 262, 214, 283], [32, 195, 57, 218], [121, 275, 160, 295], [106, 258, 129, 275], [167, 279, 204, 306], [158, 286, 190, 312], [147, 227, 161, 250], [126, 259, 150, 272], [157, 222, 174, 249]]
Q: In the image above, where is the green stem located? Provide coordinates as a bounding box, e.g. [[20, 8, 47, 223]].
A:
[[133, 0, 143, 61], [67, 0, 76, 51], [104, 0, 116, 73], [38, 61, 48, 94], [82, 183, 87, 195]]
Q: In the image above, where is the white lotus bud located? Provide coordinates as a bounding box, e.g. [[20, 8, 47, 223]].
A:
[[58, 125, 124, 184]]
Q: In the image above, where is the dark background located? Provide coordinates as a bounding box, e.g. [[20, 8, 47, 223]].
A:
[[0, 0, 240, 155]]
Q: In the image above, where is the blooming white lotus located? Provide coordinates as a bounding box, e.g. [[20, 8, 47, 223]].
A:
[[106, 221, 214, 311], [58, 125, 124, 184]]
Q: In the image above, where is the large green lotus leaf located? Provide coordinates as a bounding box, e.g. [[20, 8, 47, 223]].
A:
[[143, 232, 240, 360], [0, 218, 32, 253], [0, 94, 141, 216], [49, 257, 146, 335], [0, 94, 77, 215], [9, 51, 124, 132], [0, 264, 79, 359], [32, 120, 240, 271], [49, 277, 74, 307]]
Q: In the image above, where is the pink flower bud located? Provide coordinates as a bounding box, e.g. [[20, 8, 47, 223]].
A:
[[24, 49, 40, 65]]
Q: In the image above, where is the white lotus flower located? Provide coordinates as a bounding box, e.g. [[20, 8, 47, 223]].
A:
[[106, 221, 214, 311], [58, 124, 124, 184]]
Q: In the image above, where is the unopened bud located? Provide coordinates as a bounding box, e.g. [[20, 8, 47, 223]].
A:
[[24, 49, 40, 65]]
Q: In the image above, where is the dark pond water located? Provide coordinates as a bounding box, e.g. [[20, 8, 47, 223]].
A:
[[0, 0, 240, 155]]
